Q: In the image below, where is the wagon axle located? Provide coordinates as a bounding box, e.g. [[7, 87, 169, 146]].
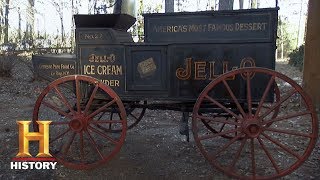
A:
[[242, 119, 262, 138]]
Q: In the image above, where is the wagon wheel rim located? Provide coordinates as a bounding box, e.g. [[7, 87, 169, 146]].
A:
[[95, 101, 147, 133], [32, 75, 127, 170], [200, 83, 281, 140], [192, 67, 318, 179]]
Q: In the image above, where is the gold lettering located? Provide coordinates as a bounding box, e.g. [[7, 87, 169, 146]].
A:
[[194, 61, 206, 80], [84, 33, 103, 40], [100, 79, 120, 87], [240, 57, 256, 79], [176, 58, 192, 80], [96, 65, 123, 75], [83, 65, 95, 75], [209, 62, 219, 80]]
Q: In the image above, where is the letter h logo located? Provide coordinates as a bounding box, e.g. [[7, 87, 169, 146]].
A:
[[16, 121, 52, 158]]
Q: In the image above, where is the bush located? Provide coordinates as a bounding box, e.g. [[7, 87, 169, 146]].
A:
[[0, 54, 15, 77], [288, 44, 304, 71]]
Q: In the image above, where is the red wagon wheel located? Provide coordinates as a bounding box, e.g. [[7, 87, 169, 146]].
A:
[[33, 75, 127, 169], [94, 101, 147, 133], [192, 67, 318, 179], [200, 83, 280, 139]]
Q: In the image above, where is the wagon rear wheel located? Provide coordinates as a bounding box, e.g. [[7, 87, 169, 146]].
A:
[[200, 83, 280, 140], [192, 67, 318, 179], [32, 75, 127, 169]]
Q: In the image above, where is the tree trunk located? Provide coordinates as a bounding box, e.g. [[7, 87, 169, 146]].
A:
[[27, 0, 35, 43], [18, 8, 21, 41], [60, 15, 64, 43], [165, 0, 174, 12], [251, 0, 257, 8], [303, 0, 320, 108], [219, 0, 233, 10], [0, 2, 3, 43], [239, 0, 244, 9], [4, 0, 9, 43]]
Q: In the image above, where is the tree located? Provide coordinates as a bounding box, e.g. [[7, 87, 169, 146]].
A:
[[251, 0, 257, 8], [4, 0, 9, 43], [165, 0, 174, 12], [239, 0, 244, 9], [18, 7, 21, 41], [277, 16, 296, 59], [219, 0, 233, 10], [52, 1, 68, 44], [25, 0, 35, 43]]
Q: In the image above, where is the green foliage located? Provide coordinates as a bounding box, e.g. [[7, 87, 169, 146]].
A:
[[277, 17, 297, 58], [288, 44, 304, 71]]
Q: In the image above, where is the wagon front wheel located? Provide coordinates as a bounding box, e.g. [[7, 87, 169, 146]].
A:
[[192, 67, 318, 179], [32, 75, 127, 169]]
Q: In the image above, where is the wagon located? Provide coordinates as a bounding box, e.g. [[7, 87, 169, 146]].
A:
[[31, 2, 318, 179]]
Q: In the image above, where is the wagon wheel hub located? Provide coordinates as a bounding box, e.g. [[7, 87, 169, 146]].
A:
[[242, 119, 262, 138], [69, 114, 87, 132]]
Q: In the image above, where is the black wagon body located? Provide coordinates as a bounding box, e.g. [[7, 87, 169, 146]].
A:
[[30, 5, 319, 180], [72, 8, 278, 102]]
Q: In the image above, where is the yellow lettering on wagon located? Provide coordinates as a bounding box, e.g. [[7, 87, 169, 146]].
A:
[[176, 57, 256, 81]]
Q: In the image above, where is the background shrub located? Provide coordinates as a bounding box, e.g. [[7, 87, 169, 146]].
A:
[[288, 44, 304, 71]]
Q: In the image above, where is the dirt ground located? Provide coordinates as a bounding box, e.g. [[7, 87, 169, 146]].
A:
[[0, 59, 319, 179]]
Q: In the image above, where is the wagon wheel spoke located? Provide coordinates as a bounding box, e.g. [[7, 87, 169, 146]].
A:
[[54, 86, 75, 115], [204, 95, 242, 120], [62, 132, 76, 156], [254, 76, 275, 118], [109, 112, 114, 130], [129, 112, 139, 120], [257, 137, 281, 174], [86, 130, 104, 160], [259, 89, 297, 119], [201, 119, 218, 134], [50, 128, 71, 144], [210, 133, 243, 159], [199, 128, 241, 141], [50, 121, 69, 125], [229, 137, 247, 169], [88, 125, 119, 145], [87, 99, 117, 119], [75, 77, 82, 113], [84, 84, 99, 115], [42, 101, 72, 119], [261, 132, 302, 160], [222, 80, 246, 117], [219, 122, 227, 133], [196, 114, 240, 126], [264, 127, 313, 138], [90, 120, 123, 124], [250, 138, 256, 178], [263, 111, 311, 125], [246, 73, 252, 116], [79, 131, 85, 162]]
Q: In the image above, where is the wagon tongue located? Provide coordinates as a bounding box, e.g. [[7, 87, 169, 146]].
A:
[[74, 14, 136, 31]]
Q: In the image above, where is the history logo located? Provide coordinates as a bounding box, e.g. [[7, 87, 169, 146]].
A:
[[11, 121, 57, 170]]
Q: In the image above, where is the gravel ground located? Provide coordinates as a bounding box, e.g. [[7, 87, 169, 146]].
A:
[[0, 58, 319, 179]]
